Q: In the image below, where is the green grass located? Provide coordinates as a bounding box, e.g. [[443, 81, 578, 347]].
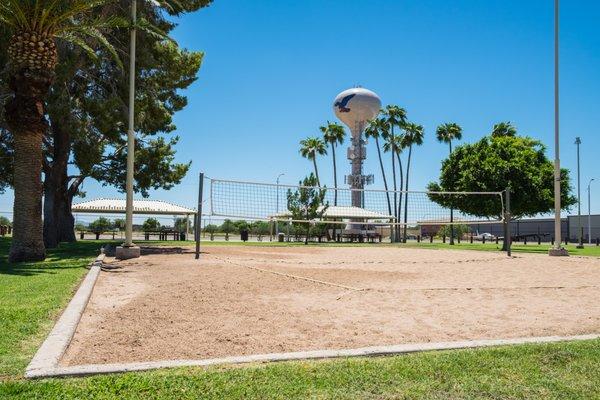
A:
[[2, 340, 600, 399], [1, 237, 600, 399], [0, 238, 101, 377], [400, 241, 600, 257]]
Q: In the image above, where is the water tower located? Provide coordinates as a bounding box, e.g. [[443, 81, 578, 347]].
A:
[[333, 87, 382, 207]]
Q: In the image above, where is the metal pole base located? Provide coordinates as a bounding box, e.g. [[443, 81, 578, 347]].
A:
[[548, 247, 569, 257]]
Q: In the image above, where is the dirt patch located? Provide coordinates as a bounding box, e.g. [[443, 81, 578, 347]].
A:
[[61, 246, 600, 366]]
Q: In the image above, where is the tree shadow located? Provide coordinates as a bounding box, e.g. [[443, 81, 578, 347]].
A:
[[140, 246, 194, 255], [0, 237, 115, 276]]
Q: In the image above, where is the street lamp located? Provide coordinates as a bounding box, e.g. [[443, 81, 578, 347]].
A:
[[589, 178, 595, 244], [575, 137, 583, 248], [275, 173, 285, 236], [550, 0, 568, 256]]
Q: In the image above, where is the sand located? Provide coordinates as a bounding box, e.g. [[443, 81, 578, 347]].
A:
[[61, 246, 600, 366]]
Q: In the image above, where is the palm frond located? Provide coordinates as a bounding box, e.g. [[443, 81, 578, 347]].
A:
[[50, 0, 116, 31], [62, 26, 123, 69], [55, 32, 99, 63], [0, 0, 30, 30]]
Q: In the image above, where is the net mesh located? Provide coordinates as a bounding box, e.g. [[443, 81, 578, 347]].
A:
[[209, 179, 505, 226]]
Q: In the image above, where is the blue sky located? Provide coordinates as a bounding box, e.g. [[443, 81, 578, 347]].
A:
[[1, 0, 599, 218]]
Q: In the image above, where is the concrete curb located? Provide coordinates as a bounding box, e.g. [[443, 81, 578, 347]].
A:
[[25, 253, 105, 379], [26, 333, 600, 379]]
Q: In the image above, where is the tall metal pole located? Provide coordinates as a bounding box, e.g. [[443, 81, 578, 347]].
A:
[[275, 173, 284, 236], [124, 0, 137, 248], [550, 0, 567, 256], [575, 137, 583, 248], [589, 179, 595, 244]]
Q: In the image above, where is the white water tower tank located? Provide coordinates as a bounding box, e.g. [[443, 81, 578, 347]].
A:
[[333, 87, 381, 130]]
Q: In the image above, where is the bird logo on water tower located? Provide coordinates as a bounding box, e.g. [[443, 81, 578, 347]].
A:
[[333, 87, 381, 208]]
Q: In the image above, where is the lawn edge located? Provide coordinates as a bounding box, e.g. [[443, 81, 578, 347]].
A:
[[24, 252, 105, 379], [27, 334, 600, 379]]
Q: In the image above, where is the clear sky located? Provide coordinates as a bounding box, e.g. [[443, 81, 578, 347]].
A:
[[1, 0, 599, 218]]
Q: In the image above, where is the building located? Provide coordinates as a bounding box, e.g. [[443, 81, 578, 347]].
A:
[[421, 215, 600, 243], [568, 214, 600, 242]]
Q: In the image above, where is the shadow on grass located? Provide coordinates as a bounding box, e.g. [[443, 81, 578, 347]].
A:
[[0, 238, 116, 276]]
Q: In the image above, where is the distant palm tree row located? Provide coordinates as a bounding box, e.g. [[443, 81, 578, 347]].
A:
[[298, 104, 477, 242]]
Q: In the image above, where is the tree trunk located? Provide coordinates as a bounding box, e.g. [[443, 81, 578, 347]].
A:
[[51, 176, 84, 245], [375, 136, 392, 216], [43, 181, 57, 248], [403, 145, 413, 243], [331, 144, 338, 205], [331, 144, 337, 240], [449, 141, 455, 245], [396, 152, 404, 241], [312, 157, 320, 186], [58, 193, 76, 243], [390, 129, 397, 242], [6, 70, 53, 262], [43, 120, 75, 247]]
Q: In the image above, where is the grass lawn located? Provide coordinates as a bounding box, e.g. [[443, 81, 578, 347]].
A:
[[1, 237, 599, 399], [401, 241, 600, 257], [0, 238, 102, 377]]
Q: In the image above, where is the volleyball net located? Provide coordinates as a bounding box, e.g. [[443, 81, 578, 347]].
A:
[[207, 178, 505, 227]]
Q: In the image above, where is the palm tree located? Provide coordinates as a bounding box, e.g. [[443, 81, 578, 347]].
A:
[[382, 105, 407, 240], [299, 137, 327, 186], [1, 0, 124, 262], [436, 123, 463, 245], [321, 122, 346, 205], [401, 123, 425, 242], [365, 117, 392, 215], [383, 133, 405, 227], [491, 122, 517, 137]]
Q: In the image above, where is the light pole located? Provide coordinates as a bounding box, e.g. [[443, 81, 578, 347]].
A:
[[589, 179, 595, 244], [275, 173, 284, 236], [117, 0, 141, 259], [550, 0, 568, 256], [575, 137, 583, 248]]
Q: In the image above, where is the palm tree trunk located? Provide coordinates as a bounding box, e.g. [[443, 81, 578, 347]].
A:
[[331, 143, 338, 240], [390, 129, 398, 242], [9, 125, 46, 261], [332, 144, 338, 205], [312, 157, 320, 186], [6, 70, 52, 262], [375, 136, 392, 216], [449, 141, 455, 245], [396, 152, 404, 241], [403, 145, 413, 243]]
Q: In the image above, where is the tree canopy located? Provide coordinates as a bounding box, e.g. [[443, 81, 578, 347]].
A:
[[142, 217, 161, 232], [286, 174, 329, 244], [427, 134, 576, 220], [287, 174, 328, 222], [89, 217, 112, 234], [0, 1, 212, 247]]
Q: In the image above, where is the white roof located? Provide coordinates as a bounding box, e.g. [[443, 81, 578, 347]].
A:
[[272, 206, 394, 220], [72, 198, 196, 215]]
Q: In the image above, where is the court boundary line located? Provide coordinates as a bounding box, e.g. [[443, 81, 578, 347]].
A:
[[213, 255, 366, 292], [25, 252, 105, 378], [27, 334, 600, 379]]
